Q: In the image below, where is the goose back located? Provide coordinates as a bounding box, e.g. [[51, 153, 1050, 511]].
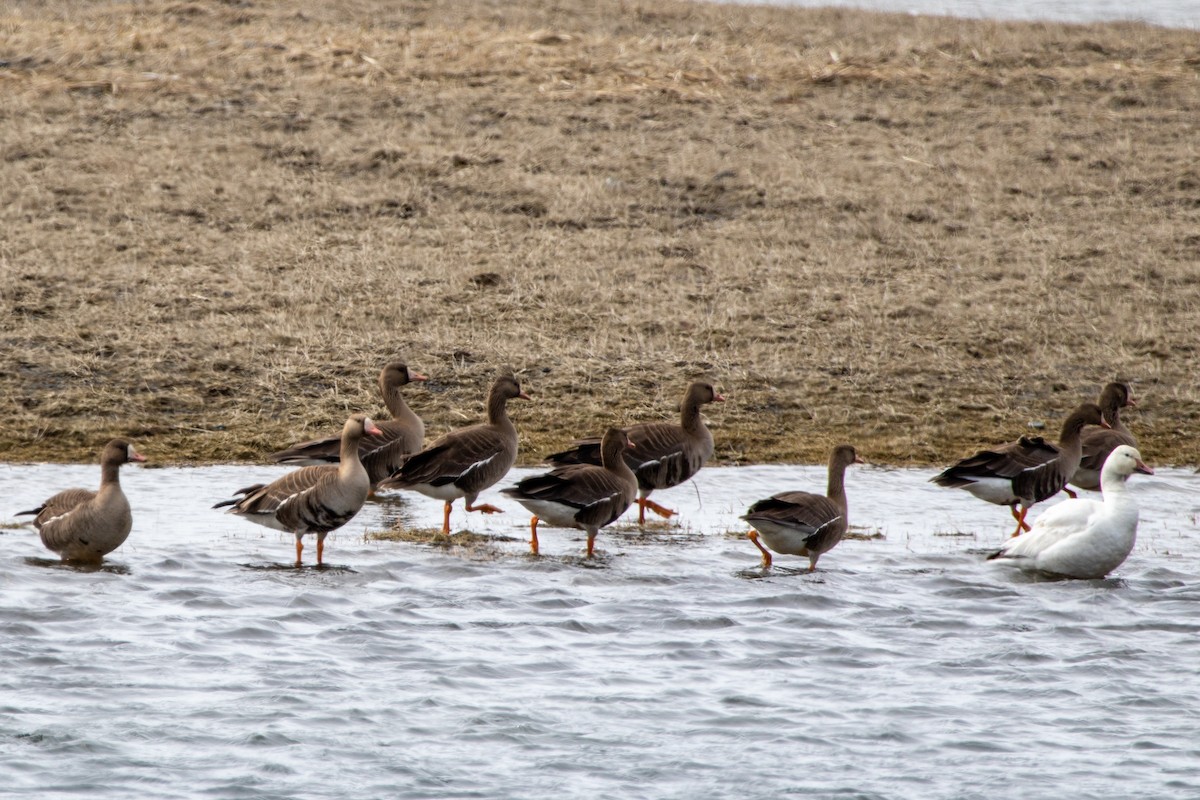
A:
[[379, 375, 527, 502]]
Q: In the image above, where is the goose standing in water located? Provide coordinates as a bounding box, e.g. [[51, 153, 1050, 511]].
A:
[[215, 414, 381, 566], [989, 445, 1152, 578], [378, 375, 529, 535], [931, 403, 1106, 537], [546, 381, 724, 525], [17, 439, 145, 563], [742, 444, 862, 571], [502, 428, 638, 557], [269, 360, 427, 488]]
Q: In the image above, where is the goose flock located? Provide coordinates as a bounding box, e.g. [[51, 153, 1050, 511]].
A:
[[15, 367, 1152, 580]]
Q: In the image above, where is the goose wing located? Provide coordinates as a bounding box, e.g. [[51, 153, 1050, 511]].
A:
[[931, 436, 1059, 486], [742, 491, 845, 548], [990, 497, 1103, 561]]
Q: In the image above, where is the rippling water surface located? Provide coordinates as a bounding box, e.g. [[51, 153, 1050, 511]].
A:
[[748, 0, 1200, 29], [2, 461, 1199, 799]]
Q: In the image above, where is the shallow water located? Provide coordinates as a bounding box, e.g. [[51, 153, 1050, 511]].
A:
[[750, 0, 1200, 30], [2, 461, 1198, 799]]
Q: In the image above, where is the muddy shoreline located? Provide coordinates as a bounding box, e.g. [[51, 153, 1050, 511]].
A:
[[2, 0, 1197, 466]]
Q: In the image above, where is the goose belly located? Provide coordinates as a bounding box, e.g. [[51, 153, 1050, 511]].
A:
[[515, 499, 582, 530], [232, 509, 292, 533], [747, 519, 814, 555], [957, 477, 1019, 506], [49, 523, 132, 561], [42, 509, 132, 561], [1034, 524, 1137, 579], [405, 482, 468, 502]]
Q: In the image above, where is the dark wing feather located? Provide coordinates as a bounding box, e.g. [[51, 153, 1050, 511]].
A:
[[547, 421, 705, 492], [225, 466, 333, 515], [1077, 427, 1137, 473], [745, 492, 842, 530], [743, 491, 846, 553], [220, 467, 360, 534], [504, 462, 638, 532], [623, 420, 703, 491], [272, 470, 360, 534], [544, 438, 602, 467], [504, 465, 634, 529], [930, 436, 1059, 487], [384, 424, 511, 494], [1010, 453, 1074, 505], [25, 488, 96, 529], [271, 421, 420, 486]]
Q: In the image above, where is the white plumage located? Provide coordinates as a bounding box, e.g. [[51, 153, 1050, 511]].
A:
[[989, 445, 1153, 579]]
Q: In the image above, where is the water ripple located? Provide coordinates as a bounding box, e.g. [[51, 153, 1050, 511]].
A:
[[1, 463, 1199, 798]]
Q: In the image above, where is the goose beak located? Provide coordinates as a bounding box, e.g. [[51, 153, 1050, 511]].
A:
[[366, 422, 384, 436], [410, 371, 429, 382], [713, 392, 726, 402], [1100, 419, 1112, 430], [130, 449, 147, 463], [1134, 459, 1154, 475], [518, 391, 532, 401]]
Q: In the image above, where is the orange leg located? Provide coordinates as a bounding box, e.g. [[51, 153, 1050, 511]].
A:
[[1009, 504, 1031, 537], [748, 530, 773, 569], [316, 537, 325, 566], [441, 501, 453, 535], [529, 516, 540, 555], [586, 532, 596, 558], [465, 501, 503, 515], [638, 497, 676, 523], [294, 537, 304, 567], [1063, 487, 1078, 499]]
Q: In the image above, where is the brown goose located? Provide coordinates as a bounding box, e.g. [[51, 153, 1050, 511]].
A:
[[214, 414, 382, 566], [546, 381, 725, 524], [502, 428, 638, 557], [378, 375, 530, 534], [269, 361, 428, 488], [1070, 382, 1137, 492], [743, 444, 862, 571], [17, 439, 145, 563], [931, 403, 1107, 537]]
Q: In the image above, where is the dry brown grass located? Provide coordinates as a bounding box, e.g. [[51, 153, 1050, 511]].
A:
[[2, 0, 1198, 466]]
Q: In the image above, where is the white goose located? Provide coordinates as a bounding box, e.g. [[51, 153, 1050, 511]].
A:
[[987, 445, 1153, 579]]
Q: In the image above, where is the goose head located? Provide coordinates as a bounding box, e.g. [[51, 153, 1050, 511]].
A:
[[1105, 445, 1154, 478]]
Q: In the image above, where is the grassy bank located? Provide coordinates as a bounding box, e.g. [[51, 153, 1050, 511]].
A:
[[2, 0, 1198, 466]]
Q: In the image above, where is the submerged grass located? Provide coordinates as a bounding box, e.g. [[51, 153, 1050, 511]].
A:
[[2, 0, 1198, 466]]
